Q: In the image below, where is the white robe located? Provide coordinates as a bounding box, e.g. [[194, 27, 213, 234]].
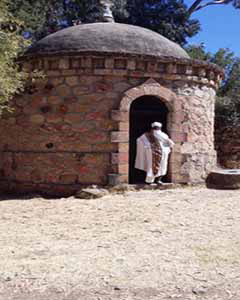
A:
[[134, 131, 174, 183]]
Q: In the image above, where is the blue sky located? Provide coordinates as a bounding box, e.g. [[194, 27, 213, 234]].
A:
[[188, 3, 240, 56]]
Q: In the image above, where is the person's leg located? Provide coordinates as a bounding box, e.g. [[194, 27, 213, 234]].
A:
[[145, 174, 155, 184]]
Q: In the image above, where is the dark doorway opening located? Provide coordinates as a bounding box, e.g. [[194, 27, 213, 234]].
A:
[[129, 96, 169, 184]]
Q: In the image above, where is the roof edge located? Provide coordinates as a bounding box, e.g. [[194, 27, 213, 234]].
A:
[[21, 51, 224, 75]]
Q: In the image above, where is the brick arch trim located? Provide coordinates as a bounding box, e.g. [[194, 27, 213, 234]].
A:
[[108, 79, 179, 186], [120, 79, 176, 111]]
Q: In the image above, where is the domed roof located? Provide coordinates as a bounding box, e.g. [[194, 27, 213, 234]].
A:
[[27, 23, 189, 59]]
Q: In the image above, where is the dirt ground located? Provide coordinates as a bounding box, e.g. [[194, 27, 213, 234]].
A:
[[0, 186, 240, 300]]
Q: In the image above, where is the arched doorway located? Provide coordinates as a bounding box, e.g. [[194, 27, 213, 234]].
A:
[[129, 95, 169, 184]]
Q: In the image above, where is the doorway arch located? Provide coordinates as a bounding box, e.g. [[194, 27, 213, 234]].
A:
[[129, 95, 169, 184]]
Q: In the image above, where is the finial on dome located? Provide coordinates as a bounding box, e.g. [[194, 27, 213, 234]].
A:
[[100, 0, 115, 23]]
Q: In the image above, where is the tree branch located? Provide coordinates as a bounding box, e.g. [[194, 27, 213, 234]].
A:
[[188, 0, 231, 15], [194, 0, 229, 11], [188, 0, 204, 15]]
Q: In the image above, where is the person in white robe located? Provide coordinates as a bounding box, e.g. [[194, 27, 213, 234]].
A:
[[135, 122, 174, 184]]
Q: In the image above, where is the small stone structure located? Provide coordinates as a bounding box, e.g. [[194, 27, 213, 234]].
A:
[[0, 23, 223, 195], [215, 125, 240, 168], [206, 169, 240, 189]]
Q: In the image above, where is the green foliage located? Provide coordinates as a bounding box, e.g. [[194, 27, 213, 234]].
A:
[[216, 57, 240, 126], [0, 0, 30, 113], [185, 43, 211, 60], [6, 0, 240, 45], [186, 45, 240, 126], [118, 0, 200, 46], [8, 0, 64, 41]]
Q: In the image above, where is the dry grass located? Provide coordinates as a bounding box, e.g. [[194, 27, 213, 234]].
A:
[[0, 187, 240, 299]]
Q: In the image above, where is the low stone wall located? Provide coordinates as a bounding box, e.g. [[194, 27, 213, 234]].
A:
[[215, 125, 240, 169]]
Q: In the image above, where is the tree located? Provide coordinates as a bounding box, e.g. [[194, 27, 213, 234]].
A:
[[8, 0, 200, 45], [8, 0, 65, 41], [186, 45, 240, 126], [185, 43, 212, 60], [8, 0, 119, 41], [117, 0, 200, 46], [0, 0, 30, 113], [7, 0, 240, 45]]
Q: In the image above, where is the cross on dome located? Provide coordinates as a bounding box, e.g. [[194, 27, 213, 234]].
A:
[[100, 0, 115, 22]]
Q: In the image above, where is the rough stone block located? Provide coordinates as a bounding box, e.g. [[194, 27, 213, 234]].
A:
[[49, 77, 64, 86], [173, 100, 183, 112], [111, 110, 129, 122], [125, 87, 142, 100], [108, 174, 128, 186], [171, 131, 187, 143], [136, 61, 147, 71], [59, 174, 78, 184], [85, 112, 105, 121], [92, 143, 117, 152], [93, 58, 105, 69], [94, 69, 111, 76], [111, 152, 128, 164], [61, 70, 79, 76], [76, 94, 103, 105], [186, 66, 193, 75], [118, 143, 129, 153], [166, 64, 177, 74], [70, 58, 82, 69], [118, 122, 129, 131], [117, 164, 128, 174], [111, 131, 129, 143], [114, 82, 131, 93], [105, 58, 114, 69], [129, 71, 144, 77], [46, 114, 63, 124], [73, 86, 90, 95], [114, 59, 127, 69], [64, 113, 84, 124], [112, 69, 128, 76], [56, 85, 72, 97], [171, 173, 187, 183], [95, 82, 112, 92], [127, 60, 136, 70], [82, 57, 92, 68], [46, 70, 61, 77], [30, 114, 45, 124], [147, 62, 156, 72], [68, 103, 89, 113], [59, 59, 69, 70], [45, 59, 58, 70], [48, 96, 62, 104], [172, 112, 185, 124], [75, 187, 109, 199], [65, 76, 79, 86], [58, 104, 69, 114]]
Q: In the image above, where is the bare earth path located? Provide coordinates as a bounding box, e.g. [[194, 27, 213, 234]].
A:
[[0, 187, 240, 300]]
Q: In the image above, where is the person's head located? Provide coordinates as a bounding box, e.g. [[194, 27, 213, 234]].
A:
[[151, 122, 162, 131]]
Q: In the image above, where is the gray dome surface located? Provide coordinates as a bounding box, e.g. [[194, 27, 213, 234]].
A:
[[27, 23, 189, 59]]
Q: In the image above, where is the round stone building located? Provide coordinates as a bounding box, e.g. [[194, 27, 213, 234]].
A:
[[0, 22, 223, 195]]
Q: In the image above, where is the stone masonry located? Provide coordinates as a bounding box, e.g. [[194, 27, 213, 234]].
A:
[[0, 53, 223, 195]]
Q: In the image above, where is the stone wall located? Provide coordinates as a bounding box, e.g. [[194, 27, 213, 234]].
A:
[[0, 54, 222, 195], [215, 125, 240, 169], [173, 83, 217, 183], [115, 80, 217, 185]]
